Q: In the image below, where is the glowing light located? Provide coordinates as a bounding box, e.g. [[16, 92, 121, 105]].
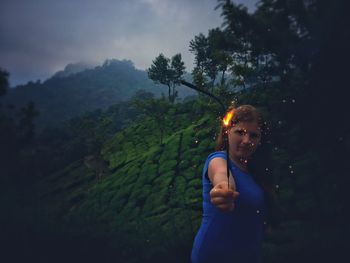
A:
[[275, 184, 280, 189], [256, 210, 260, 214], [223, 110, 234, 127]]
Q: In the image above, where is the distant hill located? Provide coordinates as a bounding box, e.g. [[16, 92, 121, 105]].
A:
[[1, 59, 195, 129], [52, 62, 93, 78]]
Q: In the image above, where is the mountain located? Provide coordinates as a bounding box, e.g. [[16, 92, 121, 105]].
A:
[[52, 62, 93, 78], [0, 59, 195, 129]]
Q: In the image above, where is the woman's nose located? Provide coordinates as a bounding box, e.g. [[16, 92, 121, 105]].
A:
[[242, 134, 251, 144]]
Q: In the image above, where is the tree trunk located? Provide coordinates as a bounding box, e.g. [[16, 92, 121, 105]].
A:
[[167, 85, 171, 102], [221, 69, 226, 85]]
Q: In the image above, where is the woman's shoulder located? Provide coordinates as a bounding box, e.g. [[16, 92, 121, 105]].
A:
[[206, 151, 227, 162], [203, 151, 226, 171], [202, 152, 227, 182]]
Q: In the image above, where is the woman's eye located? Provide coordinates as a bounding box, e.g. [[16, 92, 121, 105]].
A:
[[235, 130, 245, 135], [250, 133, 260, 139]]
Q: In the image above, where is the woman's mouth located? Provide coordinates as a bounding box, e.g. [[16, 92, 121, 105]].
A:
[[239, 145, 249, 150]]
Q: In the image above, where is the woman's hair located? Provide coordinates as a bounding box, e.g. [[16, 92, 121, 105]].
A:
[[216, 104, 278, 226]]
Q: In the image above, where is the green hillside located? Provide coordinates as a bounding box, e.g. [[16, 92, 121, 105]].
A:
[[32, 101, 215, 262]]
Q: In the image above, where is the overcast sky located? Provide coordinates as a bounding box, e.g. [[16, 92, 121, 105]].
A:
[[0, 0, 257, 86]]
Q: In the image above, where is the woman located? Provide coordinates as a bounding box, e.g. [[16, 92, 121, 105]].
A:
[[191, 105, 273, 263]]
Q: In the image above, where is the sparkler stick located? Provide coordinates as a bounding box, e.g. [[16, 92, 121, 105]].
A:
[[180, 80, 225, 111], [181, 80, 233, 188], [223, 110, 234, 188]]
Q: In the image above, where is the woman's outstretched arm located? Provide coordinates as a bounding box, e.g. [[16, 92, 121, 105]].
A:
[[208, 157, 239, 212]]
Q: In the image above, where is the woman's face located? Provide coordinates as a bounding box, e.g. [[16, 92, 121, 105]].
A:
[[228, 121, 262, 160]]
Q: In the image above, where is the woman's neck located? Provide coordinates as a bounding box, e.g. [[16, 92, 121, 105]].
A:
[[229, 153, 249, 173]]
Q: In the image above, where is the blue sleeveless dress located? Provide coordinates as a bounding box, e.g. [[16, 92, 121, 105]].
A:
[[191, 151, 266, 263]]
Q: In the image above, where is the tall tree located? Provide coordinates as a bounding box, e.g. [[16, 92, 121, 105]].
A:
[[18, 101, 39, 144], [0, 69, 9, 96], [189, 34, 209, 90], [148, 53, 185, 103]]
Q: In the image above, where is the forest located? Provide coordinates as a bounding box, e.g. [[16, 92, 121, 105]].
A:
[[0, 0, 349, 262]]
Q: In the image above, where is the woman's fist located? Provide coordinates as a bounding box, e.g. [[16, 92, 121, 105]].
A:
[[209, 181, 239, 212]]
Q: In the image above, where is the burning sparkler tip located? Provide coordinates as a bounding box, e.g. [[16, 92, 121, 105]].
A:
[[223, 109, 235, 127]]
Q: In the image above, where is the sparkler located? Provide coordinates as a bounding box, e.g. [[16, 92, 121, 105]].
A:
[[181, 80, 233, 188], [222, 109, 234, 188]]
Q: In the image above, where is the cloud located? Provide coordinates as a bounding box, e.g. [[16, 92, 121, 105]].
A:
[[0, 0, 256, 86]]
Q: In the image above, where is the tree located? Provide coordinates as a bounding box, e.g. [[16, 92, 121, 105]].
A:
[[18, 101, 39, 144], [0, 69, 9, 97], [133, 97, 170, 144], [189, 33, 208, 89], [214, 0, 350, 260], [148, 53, 185, 103], [190, 29, 234, 90]]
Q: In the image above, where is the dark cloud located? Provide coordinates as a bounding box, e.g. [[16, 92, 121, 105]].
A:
[[0, 0, 257, 86]]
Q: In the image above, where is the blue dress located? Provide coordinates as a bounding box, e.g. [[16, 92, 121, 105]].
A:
[[191, 151, 266, 263]]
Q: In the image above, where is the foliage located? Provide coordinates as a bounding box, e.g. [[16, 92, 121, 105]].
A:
[[190, 29, 233, 89], [132, 96, 170, 144], [0, 70, 39, 181], [147, 53, 185, 103], [0, 68, 9, 96]]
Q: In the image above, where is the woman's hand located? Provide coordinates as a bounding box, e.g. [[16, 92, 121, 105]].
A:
[[209, 181, 239, 212]]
